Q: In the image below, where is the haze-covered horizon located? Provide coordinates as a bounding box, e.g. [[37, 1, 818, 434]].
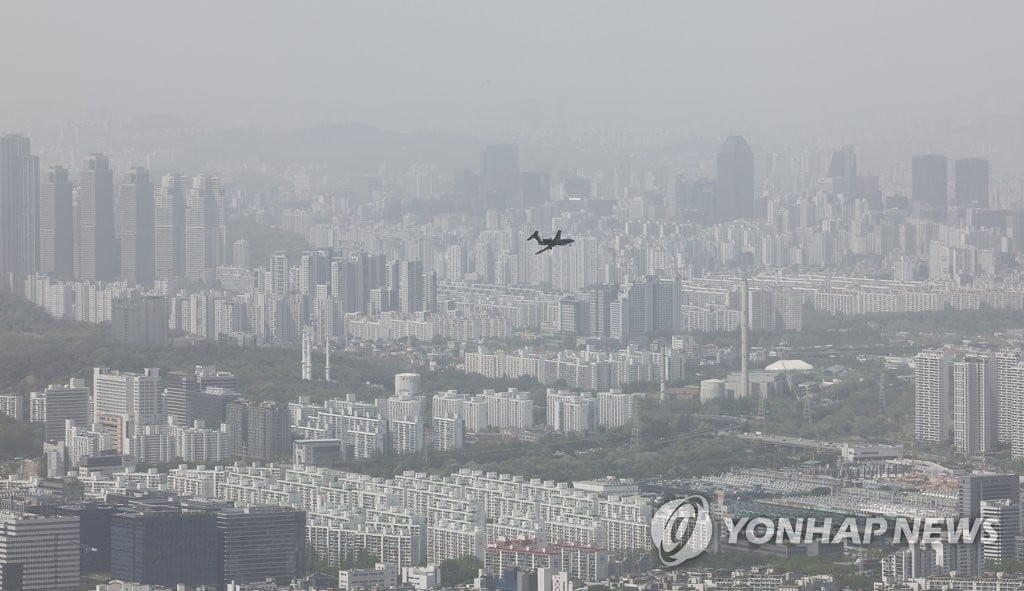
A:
[[4, 0, 1024, 150]]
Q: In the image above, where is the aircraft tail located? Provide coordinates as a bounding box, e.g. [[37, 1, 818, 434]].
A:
[[527, 230, 540, 243]]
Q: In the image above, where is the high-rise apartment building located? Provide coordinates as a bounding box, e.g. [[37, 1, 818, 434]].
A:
[[232, 238, 250, 268], [270, 251, 289, 296], [226, 399, 290, 460], [914, 349, 952, 443], [300, 250, 328, 295], [952, 354, 997, 455], [0, 134, 40, 281], [111, 295, 168, 346], [993, 349, 1022, 446], [118, 167, 155, 286], [78, 154, 116, 281], [38, 165, 73, 278], [433, 415, 464, 451]]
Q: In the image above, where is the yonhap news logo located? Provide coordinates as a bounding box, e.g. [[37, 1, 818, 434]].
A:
[[650, 495, 714, 566], [650, 493, 1002, 568]]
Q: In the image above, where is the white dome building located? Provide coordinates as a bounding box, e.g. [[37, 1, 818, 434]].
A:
[[764, 359, 813, 372]]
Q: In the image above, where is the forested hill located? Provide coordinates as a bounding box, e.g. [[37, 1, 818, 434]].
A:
[[0, 291, 535, 403]]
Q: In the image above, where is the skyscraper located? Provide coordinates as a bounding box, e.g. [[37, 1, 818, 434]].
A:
[[38, 165, 74, 279], [270, 251, 289, 296], [299, 250, 328, 295], [184, 174, 224, 282], [78, 154, 116, 281], [956, 473, 1019, 576], [0, 512, 81, 591], [110, 508, 219, 587], [955, 158, 990, 208], [92, 367, 162, 427], [399, 260, 424, 314], [952, 354, 997, 455], [341, 254, 366, 314], [825, 144, 857, 196], [480, 144, 520, 210], [163, 370, 199, 427], [0, 134, 40, 281], [111, 295, 168, 346], [39, 379, 91, 441], [911, 154, 948, 220], [232, 239, 250, 268], [216, 506, 306, 586], [154, 173, 188, 280], [716, 135, 755, 221], [118, 167, 155, 286], [225, 399, 290, 460], [520, 171, 550, 209], [914, 349, 952, 443], [588, 285, 617, 338]]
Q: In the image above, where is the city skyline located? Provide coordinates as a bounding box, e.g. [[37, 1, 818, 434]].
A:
[[5, 3, 1024, 590]]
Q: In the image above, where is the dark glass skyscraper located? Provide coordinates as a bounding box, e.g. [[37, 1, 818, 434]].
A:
[[39, 165, 74, 279], [480, 144, 520, 211], [399, 260, 424, 313], [154, 173, 188, 281], [715, 135, 755, 221], [911, 154, 948, 220], [78, 154, 116, 281], [216, 506, 306, 586], [826, 144, 857, 196], [118, 167, 155, 286], [0, 134, 40, 281], [110, 509, 219, 587], [955, 157, 990, 208], [520, 171, 550, 209], [55, 503, 121, 575]]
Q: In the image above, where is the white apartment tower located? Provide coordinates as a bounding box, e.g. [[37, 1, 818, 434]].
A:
[[994, 349, 1023, 445], [952, 354, 997, 455], [92, 367, 162, 427], [914, 349, 952, 443]]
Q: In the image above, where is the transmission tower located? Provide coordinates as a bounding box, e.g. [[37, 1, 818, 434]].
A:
[[803, 394, 812, 424], [629, 417, 641, 450], [756, 391, 767, 431]]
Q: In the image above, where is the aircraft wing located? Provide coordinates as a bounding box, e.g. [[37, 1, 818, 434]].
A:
[[553, 229, 562, 242], [535, 244, 555, 254]]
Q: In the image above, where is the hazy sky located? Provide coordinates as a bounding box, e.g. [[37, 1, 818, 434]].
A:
[[3, 1, 1024, 143]]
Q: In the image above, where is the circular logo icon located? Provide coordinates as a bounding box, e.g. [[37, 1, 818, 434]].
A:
[[651, 495, 714, 566]]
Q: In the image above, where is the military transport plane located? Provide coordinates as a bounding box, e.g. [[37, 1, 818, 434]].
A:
[[527, 230, 574, 254]]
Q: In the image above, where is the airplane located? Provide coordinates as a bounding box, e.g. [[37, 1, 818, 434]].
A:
[[527, 229, 574, 254]]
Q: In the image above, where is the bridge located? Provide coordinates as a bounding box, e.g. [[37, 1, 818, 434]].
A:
[[734, 432, 840, 454]]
